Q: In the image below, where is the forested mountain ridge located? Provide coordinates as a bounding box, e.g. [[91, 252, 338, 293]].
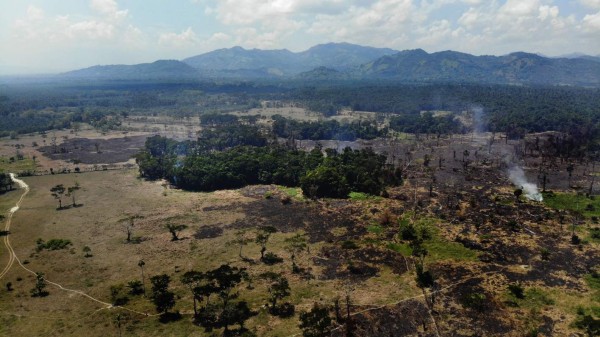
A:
[[358, 50, 600, 86], [56, 43, 600, 86], [182, 42, 399, 75], [61, 60, 200, 79]]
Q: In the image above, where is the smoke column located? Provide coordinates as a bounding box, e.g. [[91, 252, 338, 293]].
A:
[[471, 105, 485, 134], [508, 165, 543, 201]]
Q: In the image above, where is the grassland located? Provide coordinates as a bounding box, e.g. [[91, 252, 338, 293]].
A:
[[0, 122, 598, 336], [0, 169, 426, 336]]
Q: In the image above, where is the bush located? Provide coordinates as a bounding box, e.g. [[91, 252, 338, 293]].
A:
[[271, 302, 295, 318], [36, 238, 72, 252], [262, 252, 283, 265], [127, 280, 144, 295], [341, 240, 358, 249], [110, 284, 130, 306], [508, 283, 525, 299], [461, 292, 487, 312], [574, 314, 600, 336]]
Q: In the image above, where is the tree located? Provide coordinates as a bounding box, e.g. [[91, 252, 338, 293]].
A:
[[256, 226, 277, 260], [209, 264, 246, 309], [67, 183, 80, 207], [50, 184, 66, 209], [267, 274, 291, 311], [285, 233, 308, 273], [166, 224, 187, 241], [0, 173, 13, 192], [138, 260, 146, 296], [120, 214, 143, 243], [150, 274, 176, 315], [299, 303, 332, 337], [221, 301, 253, 333], [30, 272, 48, 297], [180, 270, 204, 317], [82, 245, 92, 257], [114, 313, 130, 337], [233, 229, 254, 259], [110, 284, 129, 306]]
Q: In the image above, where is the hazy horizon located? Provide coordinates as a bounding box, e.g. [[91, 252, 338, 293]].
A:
[[2, 0, 600, 75]]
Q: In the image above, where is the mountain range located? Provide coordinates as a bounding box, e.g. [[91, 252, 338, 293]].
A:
[[61, 43, 600, 87]]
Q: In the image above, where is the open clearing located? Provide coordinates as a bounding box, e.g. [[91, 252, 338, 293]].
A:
[[0, 115, 599, 336]]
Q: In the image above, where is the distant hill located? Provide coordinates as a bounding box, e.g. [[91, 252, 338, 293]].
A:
[[183, 47, 298, 74], [358, 50, 600, 86], [59, 44, 600, 86], [296, 42, 399, 71], [61, 60, 199, 80], [182, 43, 398, 75], [578, 55, 600, 63]]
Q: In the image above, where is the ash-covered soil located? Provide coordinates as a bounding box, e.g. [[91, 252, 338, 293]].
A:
[[38, 135, 148, 164]]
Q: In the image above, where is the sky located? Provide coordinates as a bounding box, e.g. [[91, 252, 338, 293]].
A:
[[1, 0, 600, 74]]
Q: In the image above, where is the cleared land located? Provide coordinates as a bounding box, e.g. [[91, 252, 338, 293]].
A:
[[0, 111, 598, 336]]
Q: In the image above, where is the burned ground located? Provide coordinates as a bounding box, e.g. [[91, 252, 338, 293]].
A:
[[38, 135, 148, 164]]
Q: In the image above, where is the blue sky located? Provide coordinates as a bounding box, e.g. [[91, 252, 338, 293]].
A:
[[1, 0, 600, 74]]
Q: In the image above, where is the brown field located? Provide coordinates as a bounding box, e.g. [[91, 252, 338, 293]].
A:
[[0, 113, 598, 336]]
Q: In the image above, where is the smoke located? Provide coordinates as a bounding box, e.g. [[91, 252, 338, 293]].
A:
[[508, 166, 543, 201], [471, 105, 485, 134]]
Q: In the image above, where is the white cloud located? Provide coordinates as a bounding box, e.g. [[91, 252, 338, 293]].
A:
[[159, 27, 198, 48], [67, 20, 115, 40], [207, 32, 231, 44], [582, 11, 600, 32], [91, 0, 128, 20], [579, 0, 600, 9]]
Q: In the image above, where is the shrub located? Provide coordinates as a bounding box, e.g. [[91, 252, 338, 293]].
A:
[[127, 280, 144, 295], [272, 302, 295, 318], [508, 283, 525, 299], [461, 292, 487, 312], [36, 238, 72, 252], [262, 252, 283, 265], [341, 240, 358, 249]]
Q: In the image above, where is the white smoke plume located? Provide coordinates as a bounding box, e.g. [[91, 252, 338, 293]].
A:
[[508, 165, 543, 201], [471, 105, 485, 134]]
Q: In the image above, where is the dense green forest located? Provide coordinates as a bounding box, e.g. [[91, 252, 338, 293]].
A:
[[136, 135, 402, 198], [272, 115, 386, 141], [2, 80, 600, 138]]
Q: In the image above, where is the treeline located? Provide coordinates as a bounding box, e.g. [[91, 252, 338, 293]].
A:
[[287, 84, 600, 133], [389, 112, 465, 134], [272, 115, 386, 141], [3, 80, 600, 138], [136, 136, 401, 198]]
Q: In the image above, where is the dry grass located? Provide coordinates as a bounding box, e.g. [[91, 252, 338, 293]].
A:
[[0, 169, 417, 336]]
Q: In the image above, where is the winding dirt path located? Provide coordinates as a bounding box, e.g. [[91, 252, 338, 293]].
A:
[[0, 173, 155, 319], [0, 173, 29, 280]]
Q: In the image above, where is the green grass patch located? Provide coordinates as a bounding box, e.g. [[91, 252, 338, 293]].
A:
[[543, 192, 600, 218], [367, 224, 383, 235], [277, 186, 300, 198], [585, 273, 600, 302], [386, 243, 412, 256], [348, 191, 382, 201], [507, 287, 555, 309], [0, 157, 37, 173], [424, 241, 479, 262]]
